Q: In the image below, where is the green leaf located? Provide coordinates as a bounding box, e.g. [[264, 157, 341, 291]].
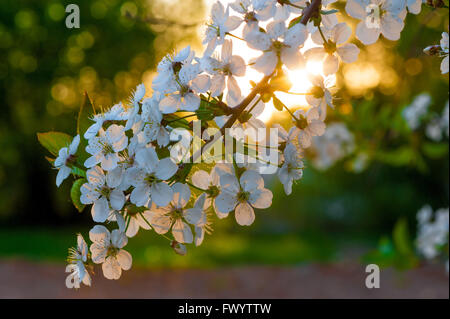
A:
[[288, 16, 302, 28], [422, 142, 449, 159], [37, 131, 73, 157], [392, 218, 414, 256], [71, 179, 86, 213], [272, 95, 285, 112], [320, 9, 338, 15]]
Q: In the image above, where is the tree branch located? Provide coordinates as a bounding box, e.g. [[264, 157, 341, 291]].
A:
[[300, 0, 322, 25]]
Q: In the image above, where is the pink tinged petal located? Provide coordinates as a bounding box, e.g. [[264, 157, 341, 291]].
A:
[[254, 51, 278, 76], [184, 208, 203, 225], [130, 185, 151, 207], [89, 225, 110, 245], [221, 39, 232, 63], [284, 23, 308, 47], [210, 74, 226, 97], [151, 213, 172, 234], [227, 76, 241, 101], [126, 218, 140, 238], [84, 155, 100, 168], [136, 147, 158, 172], [278, 166, 293, 195], [246, 31, 272, 51], [308, 120, 326, 136], [235, 202, 255, 226], [116, 249, 132, 270], [230, 56, 246, 76], [92, 196, 110, 223], [191, 170, 212, 190], [356, 21, 380, 45], [155, 158, 178, 180], [112, 135, 128, 153], [159, 95, 179, 114], [267, 20, 286, 40], [281, 47, 304, 70], [380, 15, 404, 41], [323, 54, 339, 76], [240, 170, 264, 192], [332, 23, 352, 45], [298, 130, 312, 148], [213, 199, 230, 219], [441, 56, 449, 74], [249, 188, 273, 209], [90, 244, 107, 264], [151, 182, 174, 207], [109, 189, 125, 210], [69, 135, 80, 154], [307, 107, 320, 121], [191, 74, 211, 93], [102, 256, 122, 280], [84, 122, 102, 140], [56, 166, 71, 187], [171, 183, 190, 208], [172, 219, 193, 244], [101, 153, 119, 171], [111, 229, 128, 248], [304, 47, 326, 62], [345, 0, 367, 19], [182, 93, 200, 112], [106, 166, 123, 188], [87, 166, 106, 187], [194, 226, 205, 246], [80, 184, 99, 204], [337, 43, 360, 63], [215, 192, 238, 214], [220, 173, 240, 193]]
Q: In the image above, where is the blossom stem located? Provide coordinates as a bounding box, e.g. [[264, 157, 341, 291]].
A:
[[186, 181, 205, 192], [300, 0, 322, 25], [318, 25, 328, 44], [226, 32, 245, 41]]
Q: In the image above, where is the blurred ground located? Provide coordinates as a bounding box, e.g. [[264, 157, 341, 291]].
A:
[[0, 259, 447, 298]]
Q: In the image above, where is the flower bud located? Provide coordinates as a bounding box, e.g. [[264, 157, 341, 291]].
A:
[[423, 45, 441, 56], [171, 240, 187, 256], [426, 0, 445, 8]]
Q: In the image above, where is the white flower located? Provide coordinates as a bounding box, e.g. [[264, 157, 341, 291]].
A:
[[152, 46, 195, 94], [215, 170, 273, 225], [229, 0, 274, 35], [84, 124, 128, 171], [264, 0, 305, 21], [346, 0, 406, 45], [292, 107, 326, 148], [123, 204, 153, 238], [203, 1, 242, 56], [159, 64, 211, 114], [125, 83, 146, 131], [229, 95, 266, 140], [440, 32, 449, 74], [150, 183, 206, 243], [127, 147, 178, 207], [66, 234, 91, 288], [140, 97, 170, 147], [311, 123, 355, 170], [406, 0, 423, 14], [200, 39, 246, 101], [89, 225, 132, 280], [246, 20, 308, 75], [402, 93, 431, 130], [191, 164, 233, 218], [80, 166, 126, 223], [278, 143, 304, 195], [84, 103, 127, 140], [416, 206, 449, 260], [306, 74, 335, 121], [54, 134, 80, 187], [307, 23, 360, 76], [426, 117, 443, 142]]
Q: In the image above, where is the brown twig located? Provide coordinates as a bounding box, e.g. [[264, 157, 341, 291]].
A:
[[300, 0, 322, 25]]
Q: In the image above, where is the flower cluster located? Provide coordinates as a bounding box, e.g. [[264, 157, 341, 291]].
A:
[[36, 0, 449, 287], [403, 93, 449, 141], [416, 205, 449, 272]]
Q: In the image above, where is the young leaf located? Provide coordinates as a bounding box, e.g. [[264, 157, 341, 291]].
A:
[[272, 96, 286, 112], [77, 92, 95, 136], [71, 178, 86, 213], [37, 132, 73, 156]]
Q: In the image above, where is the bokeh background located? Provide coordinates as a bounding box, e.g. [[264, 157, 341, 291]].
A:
[[0, 0, 448, 298]]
